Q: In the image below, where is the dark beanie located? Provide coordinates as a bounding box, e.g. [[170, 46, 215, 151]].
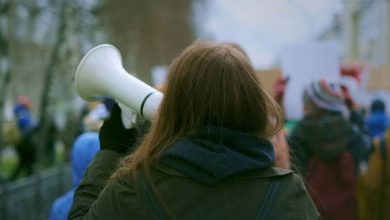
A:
[[371, 99, 385, 112]]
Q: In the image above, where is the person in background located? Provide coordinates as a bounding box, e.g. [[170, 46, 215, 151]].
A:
[[340, 84, 371, 164], [10, 95, 38, 180], [358, 99, 390, 220], [49, 132, 100, 220], [48, 102, 109, 220], [273, 76, 290, 111], [69, 41, 319, 219], [365, 99, 389, 138], [289, 79, 369, 220], [360, 129, 390, 220]]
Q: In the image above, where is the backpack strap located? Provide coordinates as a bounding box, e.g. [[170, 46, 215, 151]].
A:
[[255, 177, 284, 220], [134, 171, 167, 219]]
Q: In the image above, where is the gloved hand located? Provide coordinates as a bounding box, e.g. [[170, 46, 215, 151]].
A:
[[99, 103, 139, 155]]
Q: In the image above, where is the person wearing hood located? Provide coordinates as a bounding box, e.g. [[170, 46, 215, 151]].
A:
[[49, 102, 111, 220], [49, 132, 100, 220], [68, 41, 319, 220], [289, 79, 369, 220]]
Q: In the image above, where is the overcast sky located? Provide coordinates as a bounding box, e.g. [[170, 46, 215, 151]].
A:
[[194, 0, 343, 69]]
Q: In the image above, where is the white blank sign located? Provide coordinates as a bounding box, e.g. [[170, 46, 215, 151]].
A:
[[281, 42, 340, 120]]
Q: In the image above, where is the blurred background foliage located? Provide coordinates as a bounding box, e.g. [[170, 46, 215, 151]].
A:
[[0, 0, 198, 171]]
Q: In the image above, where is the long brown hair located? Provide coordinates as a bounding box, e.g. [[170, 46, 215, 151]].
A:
[[113, 41, 283, 178]]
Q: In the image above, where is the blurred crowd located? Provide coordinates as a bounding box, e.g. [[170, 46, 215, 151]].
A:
[[274, 75, 389, 220], [1, 42, 389, 220]]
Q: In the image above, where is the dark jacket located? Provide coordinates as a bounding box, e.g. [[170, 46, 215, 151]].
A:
[[289, 112, 369, 175], [366, 111, 390, 138], [289, 112, 369, 220], [69, 126, 320, 220]]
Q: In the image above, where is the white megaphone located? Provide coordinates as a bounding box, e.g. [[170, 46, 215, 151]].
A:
[[74, 44, 163, 123]]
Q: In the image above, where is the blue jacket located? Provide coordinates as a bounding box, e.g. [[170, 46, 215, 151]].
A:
[[13, 104, 37, 138], [366, 112, 390, 138], [49, 132, 100, 220]]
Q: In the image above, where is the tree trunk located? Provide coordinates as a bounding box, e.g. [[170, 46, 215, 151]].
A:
[[35, 0, 67, 168], [0, 0, 13, 162]]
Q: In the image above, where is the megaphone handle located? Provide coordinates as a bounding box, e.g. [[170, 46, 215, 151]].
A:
[[118, 102, 137, 129]]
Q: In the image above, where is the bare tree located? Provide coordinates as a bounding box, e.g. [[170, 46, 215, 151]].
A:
[[0, 0, 13, 157], [36, 0, 106, 165]]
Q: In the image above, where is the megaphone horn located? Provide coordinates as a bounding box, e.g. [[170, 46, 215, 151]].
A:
[[74, 44, 163, 120]]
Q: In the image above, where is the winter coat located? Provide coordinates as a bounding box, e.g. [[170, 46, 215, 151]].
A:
[[68, 126, 320, 220], [289, 112, 369, 175], [289, 112, 370, 220], [365, 111, 390, 138], [49, 132, 100, 220], [13, 104, 38, 164]]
